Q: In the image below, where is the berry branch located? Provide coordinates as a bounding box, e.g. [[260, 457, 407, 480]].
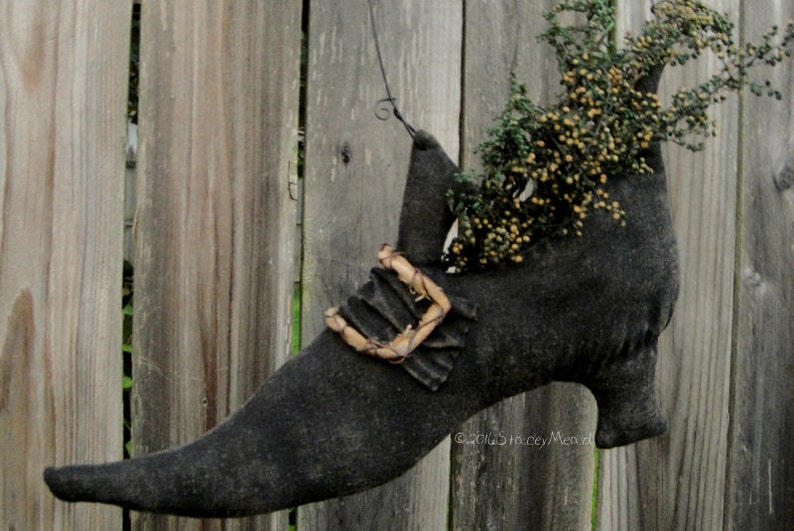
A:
[[445, 0, 794, 272]]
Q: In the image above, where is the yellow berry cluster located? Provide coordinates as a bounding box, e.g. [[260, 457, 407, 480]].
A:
[[444, 0, 794, 272]]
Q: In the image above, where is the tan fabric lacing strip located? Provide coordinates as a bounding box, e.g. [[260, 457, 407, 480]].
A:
[[325, 244, 451, 364]]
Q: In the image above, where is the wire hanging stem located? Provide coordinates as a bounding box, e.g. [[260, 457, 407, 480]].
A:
[[368, 0, 416, 137]]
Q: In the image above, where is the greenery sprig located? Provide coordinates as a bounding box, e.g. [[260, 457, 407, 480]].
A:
[[445, 0, 794, 272]]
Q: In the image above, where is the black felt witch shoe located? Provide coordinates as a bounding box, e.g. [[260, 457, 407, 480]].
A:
[[43, 129, 677, 518]]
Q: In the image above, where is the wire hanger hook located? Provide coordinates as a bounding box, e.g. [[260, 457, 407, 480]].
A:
[[368, 0, 416, 138]]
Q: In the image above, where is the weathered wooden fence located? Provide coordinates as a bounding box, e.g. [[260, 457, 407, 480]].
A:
[[1, 0, 792, 529]]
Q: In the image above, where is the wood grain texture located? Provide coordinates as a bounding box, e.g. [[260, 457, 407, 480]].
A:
[[0, 1, 130, 529], [728, 0, 794, 527], [598, 1, 739, 529], [125, 123, 138, 263], [132, 1, 301, 529], [451, 2, 596, 529], [1, 2, 791, 529], [299, 1, 462, 528]]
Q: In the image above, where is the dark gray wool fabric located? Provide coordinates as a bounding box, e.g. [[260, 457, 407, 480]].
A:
[[43, 127, 679, 518], [339, 266, 478, 391]]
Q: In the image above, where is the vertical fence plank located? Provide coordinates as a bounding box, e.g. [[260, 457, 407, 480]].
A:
[[728, 0, 794, 527], [299, 1, 462, 528], [598, 1, 740, 529], [132, 1, 301, 529], [450, 2, 596, 529], [0, 1, 130, 529]]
